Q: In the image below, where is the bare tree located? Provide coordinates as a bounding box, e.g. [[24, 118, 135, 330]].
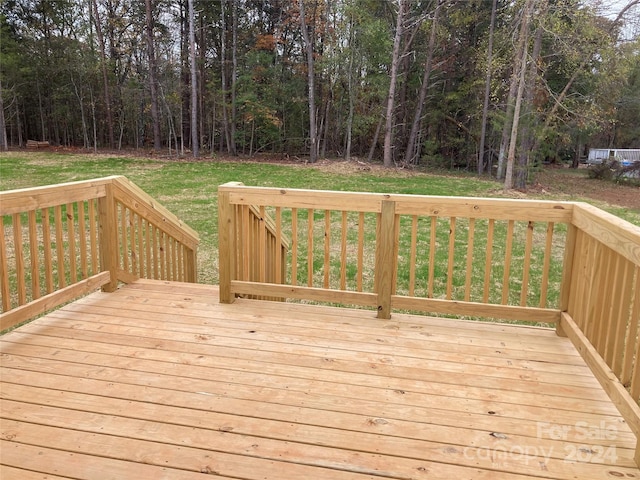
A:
[[0, 77, 7, 151], [504, 0, 535, 190], [478, 0, 497, 175], [90, 0, 114, 149], [188, 0, 198, 157], [220, 0, 232, 154], [231, 0, 238, 156], [299, 0, 318, 163], [145, 0, 161, 151], [383, 0, 407, 167]]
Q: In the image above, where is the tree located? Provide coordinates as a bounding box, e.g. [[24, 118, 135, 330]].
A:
[[299, 0, 318, 163], [383, 0, 407, 167], [0, 77, 7, 151], [504, 0, 535, 190], [404, 0, 440, 166], [145, 0, 161, 151], [478, 0, 497, 175], [188, 0, 198, 157], [91, 0, 115, 148]]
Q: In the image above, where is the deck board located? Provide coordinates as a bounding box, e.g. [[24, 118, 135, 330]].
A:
[[1, 279, 639, 479]]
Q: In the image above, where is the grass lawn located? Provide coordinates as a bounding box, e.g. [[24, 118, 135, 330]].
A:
[[1, 151, 638, 287]]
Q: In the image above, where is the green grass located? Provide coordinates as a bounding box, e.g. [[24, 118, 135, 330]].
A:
[[1, 151, 638, 293], [0, 152, 497, 285]]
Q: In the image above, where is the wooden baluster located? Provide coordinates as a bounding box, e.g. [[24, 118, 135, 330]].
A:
[[520, 220, 534, 307], [307, 208, 314, 287], [357, 212, 365, 292], [54, 206, 66, 289], [0, 216, 11, 311], [323, 210, 331, 289], [464, 217, 475, 302], [88, 200, 98, 276], [291, 208, 298, 286], [539, 222, 554, 308], [340, 211, 347, 291], [78, 201, 88, 279], [428, 216, 437, 299], [409, 215, 418, 296], [483, 218, 495, 303], [67, 203, 77, 284], [446, 217, 456, 300], [42, 208, 54, 293], [275, 207, 282, 284], [28, 210, 40, 300], [501, 220, 514, 305]]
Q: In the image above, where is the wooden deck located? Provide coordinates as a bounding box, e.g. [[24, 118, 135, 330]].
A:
[[1, 279, 639, 480]]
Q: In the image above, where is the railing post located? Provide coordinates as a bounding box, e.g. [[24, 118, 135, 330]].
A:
[[375, 199, 396, 319], [218, 184, 238, 303], [185, 249, 198, 283], [557, 223, 578, 337], [98, 182, 119, 292]]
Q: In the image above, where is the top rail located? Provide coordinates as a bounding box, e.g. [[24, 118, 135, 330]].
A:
[[1, 176, 199, 331]]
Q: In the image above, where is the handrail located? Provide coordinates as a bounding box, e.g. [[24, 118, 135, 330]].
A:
[[1, 176, 199, 331], [217, 182, 640, 465]]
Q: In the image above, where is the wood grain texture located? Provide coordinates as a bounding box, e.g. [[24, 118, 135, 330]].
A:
[[2, 279, 638, 478]]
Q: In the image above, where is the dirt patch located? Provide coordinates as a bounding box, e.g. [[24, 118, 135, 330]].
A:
[[533, 166, 640, 210]]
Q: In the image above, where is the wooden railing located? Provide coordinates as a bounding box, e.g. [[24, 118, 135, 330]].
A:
[[559, 202, 640, 458], [1, 176, 199, 331], [218, 182, 640, 463], [218, 183, 571, 321]]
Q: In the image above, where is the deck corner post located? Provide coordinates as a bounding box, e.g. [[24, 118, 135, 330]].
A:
[[218, 186, 237, 304], [375, 199, 396, 319], [186, 249, 198, 283], [557, 223, 578, 337], [97, 182, 119, 292]]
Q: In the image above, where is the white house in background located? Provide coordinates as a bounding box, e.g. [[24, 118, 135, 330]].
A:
[[587, 148, 640, 165]]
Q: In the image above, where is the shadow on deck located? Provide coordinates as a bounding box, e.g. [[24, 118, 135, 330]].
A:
[[1, 279, 639, 479]]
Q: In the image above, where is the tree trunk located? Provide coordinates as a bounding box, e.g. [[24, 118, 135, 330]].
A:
[[515, 22, 543, 190], [71, 75, 89, 149], [299, 0, 318, 163], [220, 0, 232, 154], [345, 15, 356, 161], [367, 114, 384, 163], [383, 0, 406, 167], [504, 0, 534, 191], [478, 0, 497, 175], [230, 0, 238, 156], [15, 92, 23, 147], [0, 78, 7, 151], [91, 0, 114, 148], [145, 0, 161, 151], [188, 0, 198, 157], [199, 14, 206, 151], [404, 2, 440, 166]]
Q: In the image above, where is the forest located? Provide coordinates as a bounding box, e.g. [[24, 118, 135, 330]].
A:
[[0, 0, 639, 188]]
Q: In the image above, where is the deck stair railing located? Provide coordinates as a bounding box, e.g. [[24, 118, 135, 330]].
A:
[[218, 182, 640, 465], [0, 176, 199, 332]]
